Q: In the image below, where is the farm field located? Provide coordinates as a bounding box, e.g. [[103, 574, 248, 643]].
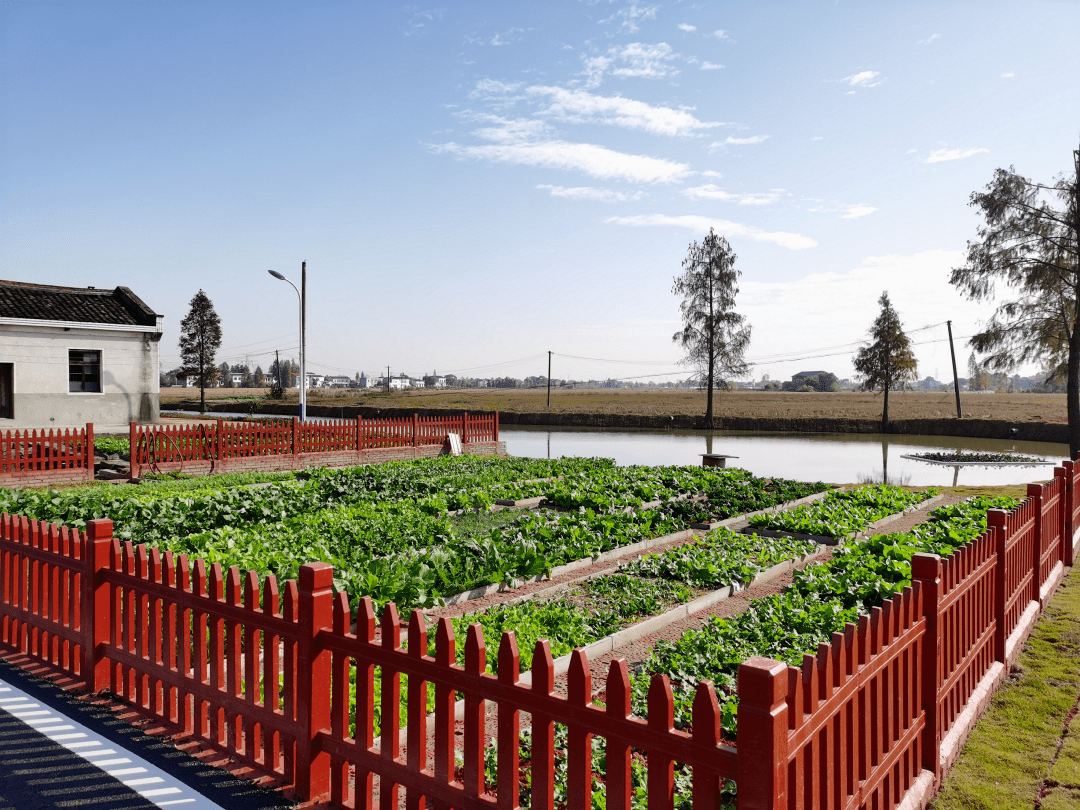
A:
[[0, 455, 831, 611], [160, 386, 1067, 424]]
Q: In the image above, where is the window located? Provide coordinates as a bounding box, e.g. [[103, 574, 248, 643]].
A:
[[69, 350, 101, 393], [0, 363, 12, 418]]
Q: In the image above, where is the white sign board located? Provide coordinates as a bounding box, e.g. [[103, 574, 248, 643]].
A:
[[447, 433, 462, 456]]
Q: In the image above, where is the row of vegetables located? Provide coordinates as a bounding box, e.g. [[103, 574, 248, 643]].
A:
[[471, 493, 1019, 810], [1, 455, 833, 610]]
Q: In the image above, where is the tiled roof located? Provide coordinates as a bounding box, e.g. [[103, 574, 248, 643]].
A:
[[0, 280, 160, 328]]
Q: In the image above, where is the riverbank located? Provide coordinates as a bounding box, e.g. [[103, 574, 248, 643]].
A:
[[160, 397, 1070, 444]]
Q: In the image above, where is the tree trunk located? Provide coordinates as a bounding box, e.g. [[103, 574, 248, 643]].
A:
[[882, 387, 890, 433], [704, 374, 714, 429]]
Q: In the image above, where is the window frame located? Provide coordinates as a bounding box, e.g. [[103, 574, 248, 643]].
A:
[[68, 348, 103, 394], [0, 362, 13, 419]]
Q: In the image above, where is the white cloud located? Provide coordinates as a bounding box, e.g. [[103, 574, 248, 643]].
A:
[[678, 23, 696, 32], [740, 249, 979, 375], [711, 135, 769, 148], [905, 148, 917, 154], [581, 42, 679, 86], [840, 204, 878, 220], [842, 70, 881, 88], [683, 184, 783, 205], [606, 213, 816, 250], [490, 28, 525, 46], [537, 184, 646, 202], [601, 3, 659, 34], [713, 29, 731, 41], [702, 170, 723, 178], [404, 7, 446, 37], [465, 114, 554, 144], [925, 147, 990, 163], [701, 61, 724, 70], [1001, 72, 1015, 78], [432, 140, 691, 183], [917, 33, 940, 45], [811, 136, 823, 141], [528, 86, 722, 136], [470, 79, 524, 99]]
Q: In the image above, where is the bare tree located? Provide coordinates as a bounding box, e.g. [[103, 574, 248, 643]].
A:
[[672, 229, 751, 428], [178, 289, 222, 413], [950, 144, 1080, 455], [853, 292, 918, 432]]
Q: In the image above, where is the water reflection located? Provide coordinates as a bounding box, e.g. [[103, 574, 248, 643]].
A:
[[504, 426, 1067, 487]]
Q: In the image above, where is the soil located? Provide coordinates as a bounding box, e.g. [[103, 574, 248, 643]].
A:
[[161, 387, 1066, 425]]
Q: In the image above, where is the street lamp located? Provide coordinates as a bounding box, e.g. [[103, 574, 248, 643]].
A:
[[268, 262, 307, 421]]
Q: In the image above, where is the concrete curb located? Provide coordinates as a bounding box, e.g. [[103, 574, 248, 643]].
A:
[[689, 488, 835, 531]]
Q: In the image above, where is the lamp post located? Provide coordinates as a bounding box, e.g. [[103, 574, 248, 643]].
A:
[[268, 262, 307, 421]]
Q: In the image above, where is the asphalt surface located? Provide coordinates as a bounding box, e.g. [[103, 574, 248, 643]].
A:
[[0, 658, 294, 810]]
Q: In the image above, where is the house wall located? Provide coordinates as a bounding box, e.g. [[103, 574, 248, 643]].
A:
[[0, 322, 160, 431]]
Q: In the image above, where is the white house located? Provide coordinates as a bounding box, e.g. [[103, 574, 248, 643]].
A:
[[0, 279, 163, 430], [325, 375, 352, 388]]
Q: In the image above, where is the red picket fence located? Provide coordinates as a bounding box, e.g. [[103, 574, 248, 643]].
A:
[[1, 461, 1078, 809], [130, 413, 500, 478], [0, 424, 94, 483]]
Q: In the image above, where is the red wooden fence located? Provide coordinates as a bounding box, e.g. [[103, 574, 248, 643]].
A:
[[130, 413, 500, 479], [1, 460, 1078, 809], [0, 423, 94, 482]]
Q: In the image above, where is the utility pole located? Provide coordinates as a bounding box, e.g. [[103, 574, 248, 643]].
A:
[[547, 351, 552, 407], [275, 349, 281, 389], [387, 365, 391, 393], [300, 261, 306, 421], [947, 320, 963, 418]]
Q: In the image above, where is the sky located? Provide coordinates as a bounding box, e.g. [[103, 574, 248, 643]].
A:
[[3, 1, 1079, 386]]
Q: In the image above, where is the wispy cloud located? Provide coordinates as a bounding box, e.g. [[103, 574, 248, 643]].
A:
[[678, 23, 696, 32], [709, 135, 769, 150], [702, 170, 723, 178], [528, 86, 723, 136], [713, 29, 732, 41], [606, 213, 816, 250], [840, 204, 877, 219], [1001, 72, 1015, 78], [917, 33, 940, 45], [581, 42, 679, 87], [490, 28, 524, 46], [925, 147, 990, 163], [432, 115, 692, 184], [538, 185, 646, 202], [404, 7, 446, 37], [469, 79, 524, 99], [600, 3, 659, 34], [683, 184, 783, 205], [701, 61, 724, 70], [842, 70, 881, 88]]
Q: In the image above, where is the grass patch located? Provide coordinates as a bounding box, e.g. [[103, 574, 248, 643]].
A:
[[449, 506, 527, 542], [930, 566, 1080, 809]]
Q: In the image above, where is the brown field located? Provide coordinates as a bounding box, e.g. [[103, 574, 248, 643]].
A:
[[160, 386, 1066, 424]]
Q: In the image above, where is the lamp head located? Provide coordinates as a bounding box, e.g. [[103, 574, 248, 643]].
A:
[[268, 270, 286, 281]]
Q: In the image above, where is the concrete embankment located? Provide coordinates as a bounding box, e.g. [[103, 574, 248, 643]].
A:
[[160, 400, 1070, 444]]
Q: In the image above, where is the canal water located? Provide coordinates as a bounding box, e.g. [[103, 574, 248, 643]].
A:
[[162, 410, 1068, 487], [500, 427, 1069, 487]]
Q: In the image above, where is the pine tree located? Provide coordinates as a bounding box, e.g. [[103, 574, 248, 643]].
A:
[[853, 292, 918, 431], [671, 229, 751, 428], [178, 289, 222, 413]]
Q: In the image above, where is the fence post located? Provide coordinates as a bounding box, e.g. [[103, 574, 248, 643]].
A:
[[85, 422, 95, 481], [912, 552, 942, 784], [356, 416, 363, 453], [1064, 461, 1077, 567], [216, 419, 224, 463], [82, 519, 114, 692], [736, 656, 788, 810], [462, 412, 468, 444], [291, 417, 299, 468], [494, 410, 499, 443], [1055, 467, 1068, 568], [128, 421, 137, 480], [988, 509, 1008, 663], [295, 562, 334, 801], [1027, 483, 1044, 605], [413, 413, 419, 448]]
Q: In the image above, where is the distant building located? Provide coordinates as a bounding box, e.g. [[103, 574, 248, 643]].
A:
[[791, 370, 830, 387]]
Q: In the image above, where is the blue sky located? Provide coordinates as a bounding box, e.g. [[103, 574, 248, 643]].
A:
[[3, 1, 1078, 385]]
